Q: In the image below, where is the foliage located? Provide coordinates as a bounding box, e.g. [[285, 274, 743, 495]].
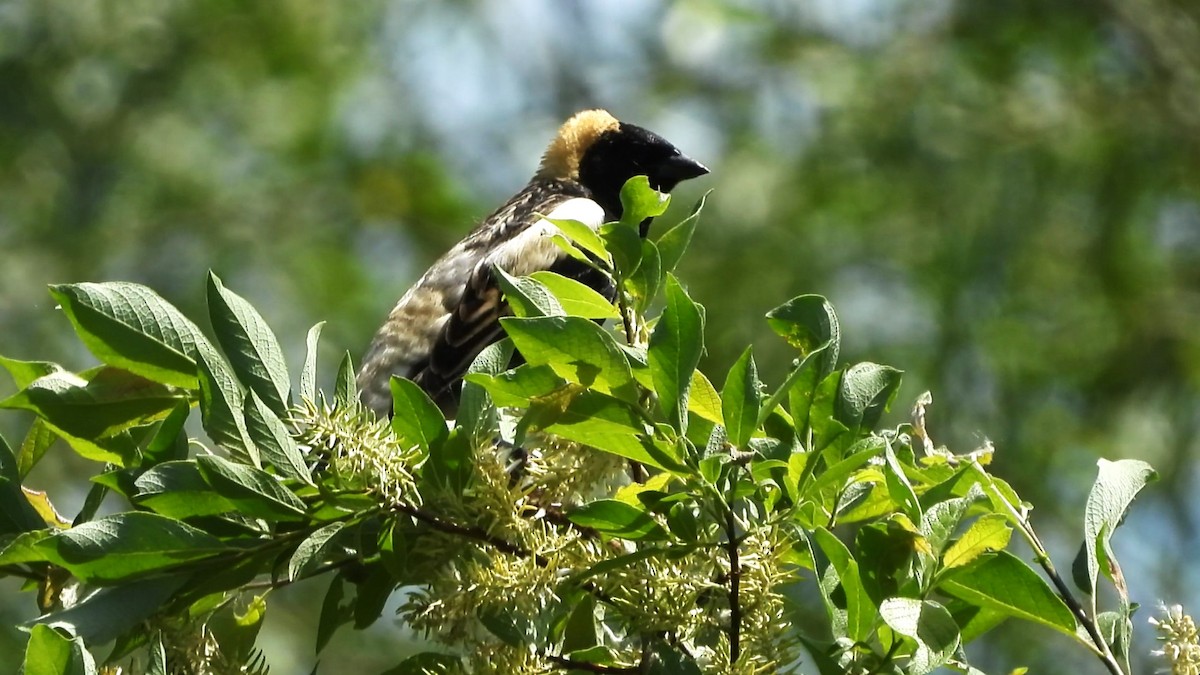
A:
[[0, 179, 1161, 673]]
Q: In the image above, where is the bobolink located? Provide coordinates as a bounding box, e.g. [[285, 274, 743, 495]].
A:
[[357, 109, 708, 417]]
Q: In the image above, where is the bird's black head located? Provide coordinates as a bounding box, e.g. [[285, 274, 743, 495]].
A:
[[536, 110, 709, 227], [578, 122, 709, 220]]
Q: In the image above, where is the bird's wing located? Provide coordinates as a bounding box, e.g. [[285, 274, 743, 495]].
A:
[[412, 196, 606, 412]]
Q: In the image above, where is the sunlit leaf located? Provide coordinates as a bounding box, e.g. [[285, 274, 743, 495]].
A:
[[721, 346, 760, 448], [943, 514, 1012, 570], [648, 275, 703, 434], [37, 512, 227, 583], [940, 551, 1077, 637], [301, 321, 324, 403], [529, 271, 619, 320], [501, 316, 637, 404], [207, 272, 291, 418], [50, 282, 211, 389], [197, 454, 306, 520], [493, 266, 563, 318], [569, 499, 668, 541], [389, 376, 449, 455]]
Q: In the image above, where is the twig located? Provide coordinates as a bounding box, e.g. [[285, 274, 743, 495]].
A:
[[725, 508, 742, 664], [390, 501, 551, 568]]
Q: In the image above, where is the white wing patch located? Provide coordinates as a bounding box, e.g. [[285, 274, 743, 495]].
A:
[[483, 197, 604, 275]]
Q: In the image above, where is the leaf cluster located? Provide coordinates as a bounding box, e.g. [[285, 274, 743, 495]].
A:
[[1, 178, 1156, 675]]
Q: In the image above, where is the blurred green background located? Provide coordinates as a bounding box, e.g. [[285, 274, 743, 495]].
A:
[[1, 0, 1198, 672]]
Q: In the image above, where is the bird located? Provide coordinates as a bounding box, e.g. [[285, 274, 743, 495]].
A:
[[356, 109, 709, 418]]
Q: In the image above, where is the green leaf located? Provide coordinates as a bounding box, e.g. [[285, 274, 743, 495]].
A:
[[648, 275, 704, 435], [919, 486, 985, 566], [0, 368, 181, 465], [206, 273, 292, 418], [209, 593, 267, 665], [288, 521, 347, 581], [656, 191, 707, 274], [939, 551, 1077, 637], [561, 595, 599, 653], [478, 605, 533, 646], [644, 642, 702, 675], [571, 545, 696, 584], [17, 418, 56, 479], [301, 321, 325, 403], [600, 220, 643, 278], [803, 442, 883, 509], [50, 282, 212, 389], [569, 499, 668, 541], [244, 391, 311, 483], [134, 461, 238, 518], [766, 294, 840, 374], [721, 346, 761, 448], [0, 434, 44, 533], [686, 370, 722, 424], [619, 175, 671, 226], [493, 267, 562, 318], [536, 391, 683, 472], [1082, 458, 1157, 601], [837, 362, 903, 434], [32, 575, 187, 645], [760, 300, 840, 431], [389, 377, 449, 455], [142, 401, 190, 466], [316, 574, 353, 656], [457, 340, 512, 443], [878, 598, 960, 675], [0, 355, 62, 390], [501, 316, 637, 404], [882, 440, 921, 522], [529, 271, 619, 319], [37, 512, 226, 583], [544, 217, 610, 266], [813, 527, 877, 642], [626, 239, 662, 313], [354, 564, 397, 629], [943, 514, 1012, 570], [23, 625, 75, 675], [422, 427, 473, 495], [802, 372, 853, 457], [464, 364, 565, 408], [335, 351, 356, 407], [195, 345, 257, 465], [0, 530, 54, 566], [197, 454, 306, 520]]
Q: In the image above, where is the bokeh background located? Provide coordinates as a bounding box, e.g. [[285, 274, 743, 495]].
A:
[[2, 0, 1198, 672]]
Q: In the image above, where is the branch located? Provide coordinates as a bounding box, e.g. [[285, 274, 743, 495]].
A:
[[390, 501, 551, 568], [725, 509, 742, 665]]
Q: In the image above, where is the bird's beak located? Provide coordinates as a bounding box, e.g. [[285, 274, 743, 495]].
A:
[[660, 152, 710, 184]]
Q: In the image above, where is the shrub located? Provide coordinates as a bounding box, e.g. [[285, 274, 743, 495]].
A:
[[1, 179, 1160, 674]]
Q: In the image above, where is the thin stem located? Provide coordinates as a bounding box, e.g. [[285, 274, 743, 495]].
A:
[[725, 508, 742, 665], [390, 501, 550, 568], [391, 500, 618, 606]]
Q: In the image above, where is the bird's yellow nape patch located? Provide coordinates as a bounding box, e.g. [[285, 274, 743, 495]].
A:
[[536, 109, 620, 181]]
